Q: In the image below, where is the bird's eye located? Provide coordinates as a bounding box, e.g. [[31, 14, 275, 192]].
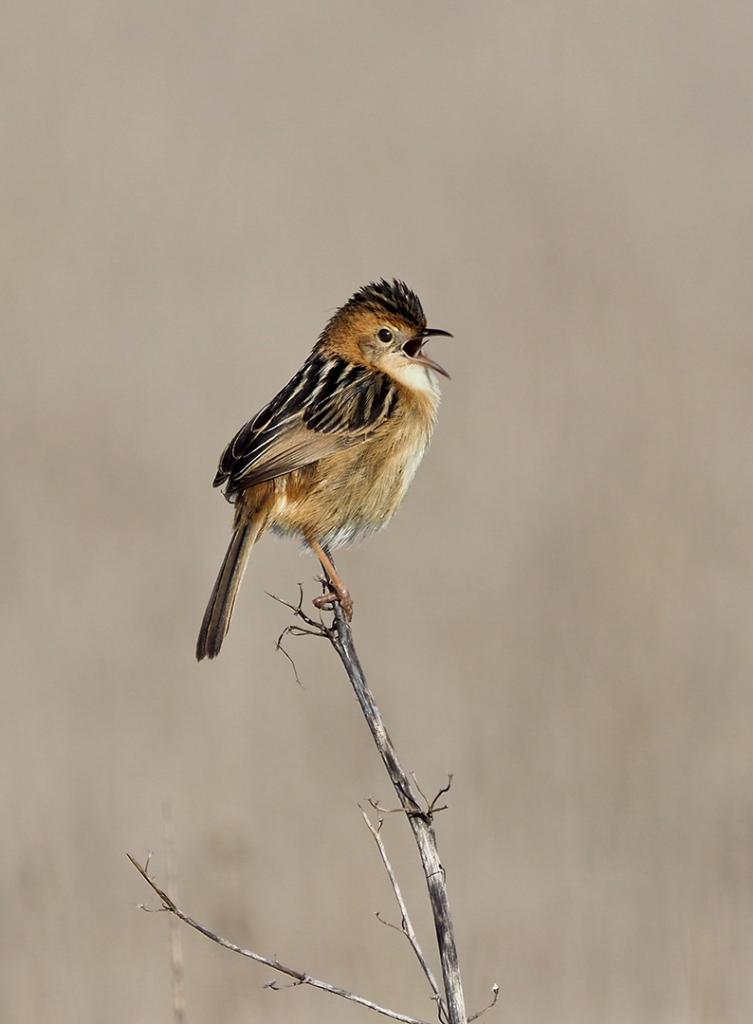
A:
[[377, 328, 393, 343]]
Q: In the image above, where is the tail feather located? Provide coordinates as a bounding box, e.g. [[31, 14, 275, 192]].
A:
[[196, 521, 259, 660]]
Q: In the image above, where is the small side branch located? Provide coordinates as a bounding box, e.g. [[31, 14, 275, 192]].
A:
[[128, 855, 430, 1024], [361, 808, 446, 1022], [468, 985, 500, 1022]]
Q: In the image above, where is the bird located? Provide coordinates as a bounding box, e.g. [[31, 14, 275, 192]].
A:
[[196, 279, 452, 661]]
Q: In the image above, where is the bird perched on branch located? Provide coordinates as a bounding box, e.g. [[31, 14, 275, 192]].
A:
[[196, 279, 452, 660]]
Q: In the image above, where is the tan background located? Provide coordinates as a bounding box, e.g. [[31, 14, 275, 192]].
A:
[[2, 3, 752, 1022]]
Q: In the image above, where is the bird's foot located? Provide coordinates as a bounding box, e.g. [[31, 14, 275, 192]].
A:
[[313, 582, 354, 621]]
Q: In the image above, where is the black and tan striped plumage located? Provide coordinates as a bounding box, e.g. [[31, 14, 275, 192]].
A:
[[197, 279, 451, 660]]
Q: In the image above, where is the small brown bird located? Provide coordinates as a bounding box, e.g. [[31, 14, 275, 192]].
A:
[[196, 279, 452, 660]]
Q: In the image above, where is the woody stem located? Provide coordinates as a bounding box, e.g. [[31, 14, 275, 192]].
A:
[[325, 598, 467, 1024]]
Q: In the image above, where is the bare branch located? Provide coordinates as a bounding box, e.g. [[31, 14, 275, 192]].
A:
[[135, 578, 476, 1024], [326, 598, 468, 1024], [128, 855, 430, 1024], [468, 984, 500, 1022], [361, 807, 445, 1019]]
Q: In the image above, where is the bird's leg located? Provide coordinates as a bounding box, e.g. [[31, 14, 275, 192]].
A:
[[307, 537, 354, 621]]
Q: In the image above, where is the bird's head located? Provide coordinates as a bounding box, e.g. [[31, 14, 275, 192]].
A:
[[318, 279, 452, 388]]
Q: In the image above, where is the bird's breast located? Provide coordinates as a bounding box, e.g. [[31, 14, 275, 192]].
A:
[[267, 393, 437, 548]]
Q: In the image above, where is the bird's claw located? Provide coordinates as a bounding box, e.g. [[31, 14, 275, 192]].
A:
[[313, 587, 354, 621]]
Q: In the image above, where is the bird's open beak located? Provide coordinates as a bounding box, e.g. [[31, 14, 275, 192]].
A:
[[402, 327, 453, 379]]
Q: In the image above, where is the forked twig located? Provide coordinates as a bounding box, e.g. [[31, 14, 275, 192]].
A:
[[428, 776, 453, 815], [267, 584, 329, 634], [269, 585, 330, 686], [361, 807, 447, 1023], [268, 581, 469, 1022], [134, 580, 482, 1024], [274, 627, 310, 687], [326, 598, 468, 1024], [366, 774, 452, 822], [128, 855, 430, 1024]]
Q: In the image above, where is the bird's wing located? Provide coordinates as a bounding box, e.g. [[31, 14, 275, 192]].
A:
[[214, 353, 399, 497]]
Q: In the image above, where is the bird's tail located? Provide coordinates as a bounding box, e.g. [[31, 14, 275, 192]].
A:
[[196, 519, 262, 660]]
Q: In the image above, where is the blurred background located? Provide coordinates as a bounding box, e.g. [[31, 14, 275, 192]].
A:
[[2, 3, 752, 1022]]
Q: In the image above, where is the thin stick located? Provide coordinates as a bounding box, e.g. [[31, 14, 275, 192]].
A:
[[127, 855, 430, 1024], [361, 808, 446, 1021], [468, 985, 500, 1022], [162, 800, 187, 1024], [327, 600, 468, 1024]]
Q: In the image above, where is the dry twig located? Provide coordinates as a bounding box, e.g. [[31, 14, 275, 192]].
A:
[[326, 599, 468, 1024], [361, 807, 446, 1022], [468, 985, 500, 1022], [131, 578, 489, 1024], [128, 854, 430, 1024]]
